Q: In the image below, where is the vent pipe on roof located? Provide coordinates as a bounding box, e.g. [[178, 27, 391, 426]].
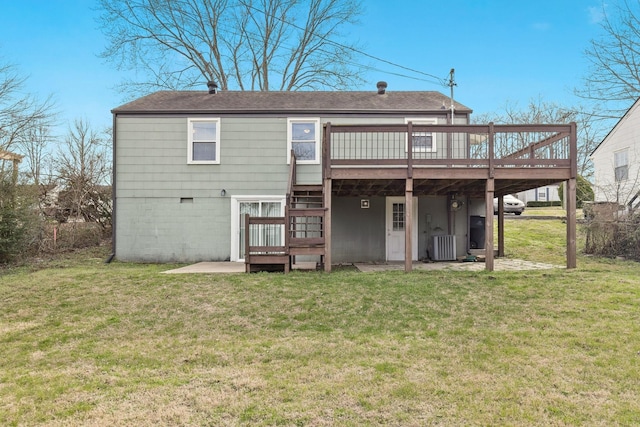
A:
[[207, 81, 218, 94], [376, 81, 387, 95]]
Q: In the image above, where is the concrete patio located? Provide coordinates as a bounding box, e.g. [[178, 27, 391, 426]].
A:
[[162, 259, 561, 274]]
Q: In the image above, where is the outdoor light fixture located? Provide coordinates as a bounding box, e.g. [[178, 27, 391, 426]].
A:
[[361, 199, 370, 209], [220, 189, 226, 197]]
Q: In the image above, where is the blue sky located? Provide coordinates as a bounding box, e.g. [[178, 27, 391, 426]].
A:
[[0, 0, 607, 137]]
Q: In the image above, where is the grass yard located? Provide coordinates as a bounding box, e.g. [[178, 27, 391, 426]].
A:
[[1, 220, 639, 426]]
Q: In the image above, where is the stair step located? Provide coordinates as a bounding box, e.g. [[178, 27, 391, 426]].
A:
[[288, 207, 326, 214], [291, 194, 324, 201], [293, 185, 323, 191], [291, 199, 323, 205]]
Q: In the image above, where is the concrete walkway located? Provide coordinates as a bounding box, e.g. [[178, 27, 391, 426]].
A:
[[354, 258, 561, 272], [163, 259, 561, 274], [163, 262, 245, 274], [162, 261, 318, 274]]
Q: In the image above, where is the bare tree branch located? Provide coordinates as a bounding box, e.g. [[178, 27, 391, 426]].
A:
[[0, 60, 57, 180], [578, 0, 640, 116], [56, 119, 111, 226], [97, 0, 364, 94]]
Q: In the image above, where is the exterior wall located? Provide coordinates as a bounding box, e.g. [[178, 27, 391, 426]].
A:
[[419, 196, 450, 259], [115, 112, 469, 263], [332, 196, 386, 263], [116, 116, 290, 262], [592, 101, 640, 204], [117, 197, 229, 262], [330, 195, 472, 263]]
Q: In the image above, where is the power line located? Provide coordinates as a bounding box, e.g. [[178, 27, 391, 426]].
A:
[[240, 2, 449, 87]]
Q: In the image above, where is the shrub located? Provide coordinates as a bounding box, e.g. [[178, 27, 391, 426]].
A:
[[584, 213, 640, 261], [526, 201, 562, 208], [0, 181, 41, 263], [558, 175, 594, 208]]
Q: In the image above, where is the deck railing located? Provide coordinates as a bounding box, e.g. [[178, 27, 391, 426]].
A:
[[323, 122, 576, 176]]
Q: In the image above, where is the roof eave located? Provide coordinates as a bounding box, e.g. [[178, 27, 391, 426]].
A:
[[112, 108, 473, 115]]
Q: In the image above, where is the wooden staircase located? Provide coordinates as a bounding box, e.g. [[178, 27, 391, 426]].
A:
[[288, 184, 326, 267], [245, 153, 326, 273]]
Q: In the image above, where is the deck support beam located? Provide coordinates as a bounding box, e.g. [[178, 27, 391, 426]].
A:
[[566, 178, 577, 268], [497, 195, 505, 257], [324, 177, 332, 272], [566, 121, 578, 269], [405, 178, 414, 272], [485, 179, 495, 271]]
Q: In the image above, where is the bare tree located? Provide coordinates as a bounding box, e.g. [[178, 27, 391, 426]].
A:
[[578, 0, 640, 116], [0, 60, 56, 156], [17, 121, 53, 186], [97, 0, 364, 96], [56, 119, 111, 227]]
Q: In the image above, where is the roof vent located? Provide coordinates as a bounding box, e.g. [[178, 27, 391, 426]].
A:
[[376, 81, 388, 95], [207, 81, 218, 94]]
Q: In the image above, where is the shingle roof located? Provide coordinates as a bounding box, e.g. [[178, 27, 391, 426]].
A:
[[112, 90, 472, 115]]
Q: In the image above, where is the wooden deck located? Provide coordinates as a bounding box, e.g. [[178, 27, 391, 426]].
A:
[[246, 122, 577, 273], [323, 122, 576, 196]]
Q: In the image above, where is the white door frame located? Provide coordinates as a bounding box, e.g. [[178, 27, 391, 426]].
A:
[[385, 196, 418, 261], [230, 195, 286, 262]]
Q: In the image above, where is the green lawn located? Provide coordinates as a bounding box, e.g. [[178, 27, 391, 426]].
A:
[[1, 221, 639, 426]]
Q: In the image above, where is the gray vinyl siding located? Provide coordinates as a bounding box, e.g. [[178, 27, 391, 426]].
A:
[[331, 195, 465, 263], [332, 196, 386, 263], [115, 116, 297, 262], [116, 197, 230, 262], [116, 117, 292, 197], [115, 113, 467, 263]]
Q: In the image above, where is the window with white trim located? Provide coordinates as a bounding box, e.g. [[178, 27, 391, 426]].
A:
[[405, 118, 437, 153], [287, 118, 320, 164], [188, 118, 220, 164], [614, 149, 628, 182]]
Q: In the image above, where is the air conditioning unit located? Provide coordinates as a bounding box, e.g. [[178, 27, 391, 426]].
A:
[[432, 235, 456, 261]]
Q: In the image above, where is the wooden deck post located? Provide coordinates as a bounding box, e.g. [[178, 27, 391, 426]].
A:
[[485, 123, 495, 271], [324, 177, 332, 272], [12, 159, 19, 186], [485, 178, 495, 271], [566, 178, 577, 268], [405, 178, 413, 272], [497, 195, 505, 257], [567, 121, 578, 269], [244, 214, 250, 273]]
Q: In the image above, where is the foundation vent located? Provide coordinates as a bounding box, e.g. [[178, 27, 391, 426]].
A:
[[432, 235, 456, 261]]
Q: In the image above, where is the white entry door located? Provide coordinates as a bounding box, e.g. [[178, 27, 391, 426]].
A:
[[385, 197, 418, 261]]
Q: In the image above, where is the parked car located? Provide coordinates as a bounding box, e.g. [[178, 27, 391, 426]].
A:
[[494, 194, 525, 215]]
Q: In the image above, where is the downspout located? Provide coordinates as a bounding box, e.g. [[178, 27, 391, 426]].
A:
[[105, 112, 117, 263]]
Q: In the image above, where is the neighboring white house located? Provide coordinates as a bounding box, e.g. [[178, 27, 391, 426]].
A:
[[516, 184, 561, 205], [591, 98, 640, 209]]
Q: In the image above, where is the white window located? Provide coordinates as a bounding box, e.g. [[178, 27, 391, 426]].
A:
[[287, 118, 320, 164], [188, 118, 220, 164], [405, 118, 437, 153], [614, 149, 628, 182]]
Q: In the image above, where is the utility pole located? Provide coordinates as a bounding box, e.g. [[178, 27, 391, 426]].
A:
[[448, 68, 456, 123]]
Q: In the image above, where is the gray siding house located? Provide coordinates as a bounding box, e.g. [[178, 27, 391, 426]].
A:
[[112, 84, 578, 271]]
